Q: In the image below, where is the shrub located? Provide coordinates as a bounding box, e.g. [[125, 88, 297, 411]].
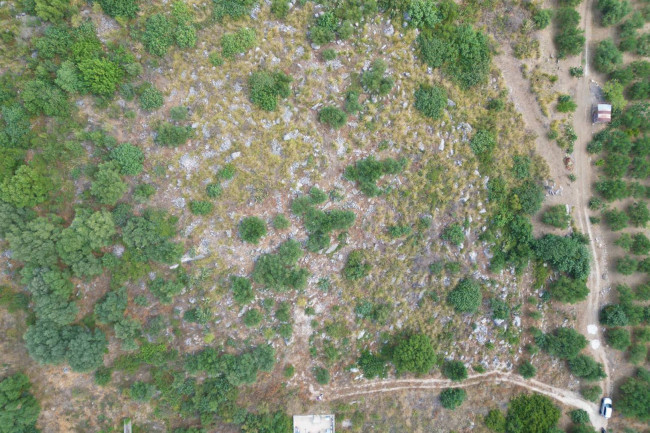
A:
[[130, 381, 155, 401], [593, 39, 623, 73], [170, 106, 188, 121], [344, 156, 407, 196], [441, 223, 464, 246], [604, 209, 629, 230], [485, 409, 506, 432], [206, 183, 222, 199], [442, 360, 467, 381], [321, 48, 336, 61], [319, 106, 347, 129], [513, 180, 544, 215], [139, 86, 164, 111], [273, 214, 290, 230], [231, 276, 253, 305], [155, 123, 192, 147], [518, 360, 536, 379], [628, 202, 650, 227], [189, 200, 213, 215], [358, 350, 387, 379], [218, 164, 236, 180], [617, 368, 650, 421], [414, 84, 447, 119], [447, 279, 482, 314], [580, 385, 601, 402], [252, 239, 308, 291], [361, 60, 394, 96], [548, 276, 589, 304], [597, 0, 631, 26], [239, 216, 267, 244], [600, 304, 628, 326], [538, 327, 588, 359], [270, 0, 289, 18], [533, 9, 552, 29], [628, 344, 647, 365], [149, 277, 183, 304], [606, 327, 631, 350], [94, 287, 127, 324], [568, 354, 607, 381], [569, 409, 589, 424], [557, 95, 577, 112], [78, 58, 123, 96], [541, 205, 570, 228], [533, 234, 590, 280], [439, 388, 466, 409], [0, 373, 40, 433], [209, 52, 224, 66], [110, 143, 144, 176], [490, 299, 510, 320], [243, 309, 262, 327], [343, 250, 371, 280], [94, 366, 112, 386], [221, 28, 256, 58], [141, 14, 173, 56], [91, 162, 127, 206], [505, 394, 560, 433], [134, 184, 155, 202], [555, 27, 585, 58], [313, 367, 330, 384], [248, 70, 291, 111], [393, 333, 437, 375], [213, 0, 257, 21], [618, 256, 639, 276]]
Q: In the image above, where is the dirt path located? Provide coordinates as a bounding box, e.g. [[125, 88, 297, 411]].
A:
[[313, 370, 606, 429], [572, 0, 612, 397]]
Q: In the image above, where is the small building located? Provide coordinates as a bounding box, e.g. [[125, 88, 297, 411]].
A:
[[293, 414, 335, 433], [593, 103, 612, 123]]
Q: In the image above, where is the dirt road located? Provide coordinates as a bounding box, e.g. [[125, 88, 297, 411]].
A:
[[314, 370, 607, 429]]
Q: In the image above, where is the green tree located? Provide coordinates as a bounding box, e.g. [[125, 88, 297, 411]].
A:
[[569, 409, 589, 424], [66, 326, 108, 372], [139, 85, 164, 110], [21, 80, 70, 117], [155, 123, 192, 147], [442, 360, 467, 381], [593, 39, 623, 73], [342, 249, 371, 280], [392, 333, 437, 375], [513, 180, 544, 215], [568, 354, 607, 381], [533, 234, 590, 280], [548, 276, 589, 304], [617, 368, 650, 421], [555, 27, 585, 58], [604, 209, 629, 230], [90, 162, 127, 206], [606, 327, 631, 350], [55, 61, 84, 93], [439, 388, 466, 409], [23, 321, 69, 365], [248, 70, 291, 111], [505, 394, 560, 433], [149, 277, 183, 304], [357, 351, 387, 379], [485, 409, 506, 432], [361, 59, 394, 96], [110, 143, 144, 175], [5, 217, 60, 266], [538, 327, 587, 359], [628, 202, 650, 227], [98, 0, 139, 18], [0, 373, 41, 433], [532, 9, 552, 29], [57, 210, 115, 277], [414, 84, 447, 119], [0, 165, 50, 208], [597, 0, 631, 26], [35, 0, 71, 22], [617, 256, 637, 275], [94, 287, 127, 324], [603, 80, 626, 110], [239, 216, 267, 244], [447, 278, 482, 314], [518, 360, 536, 379], [142, 14, 173, 56], [78, 58, 123, 96], [631, 233, 650, 255]]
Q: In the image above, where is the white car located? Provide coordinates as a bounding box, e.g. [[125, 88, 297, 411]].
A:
[[600, 397, 613, 419]]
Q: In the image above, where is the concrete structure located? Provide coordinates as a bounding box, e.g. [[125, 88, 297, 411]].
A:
[[593, 103, 612, 123], [293, 414, 335, 433]]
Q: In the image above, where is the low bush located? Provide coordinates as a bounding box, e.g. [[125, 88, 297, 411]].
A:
[[484, 409, 506, 432], [314, 367, 330, 384], [319, 106, 347, 129], [557, 95, 577, 112], [343, 250, 371, 280], [518, 360, 536, 379], [442, 360, 467, 381], [344, 156, 407, 196], [252, 239, 309, 291], [139, 86, 164, 111], [414, 84, 447, 119], [231, 276, 253, 305], [569, 409, 589, 424], [155, 123, 192, 147], [441, 223, 464, 246], [239, 216, 267, 244], [541, 205, 571, 228], [393, 333, 437, 374], [606, 327, 631, 350], [361, 59, 394, 96], [439, 388, 466, 409], [248, 70, 291, 111], [243, 309, 262, 327], [189, 200, 213, 215], [221, 28, 256, 58], [447, 279, 482, 314]]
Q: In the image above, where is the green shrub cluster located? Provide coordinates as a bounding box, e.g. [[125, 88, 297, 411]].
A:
[[141, 2, 197, 57], [541, 205, 571, 228], [447, 278, 482, 314], [439, 388, 466, 409], [344, 156, 407, 196], [221, 28, 256, 59], [319, 106, 347, 129], [414, 84, 447, 119], [239, 216, 267, 244], [248, 70, 292, 111], [252, 239, 309, 291], [392, 333, 437, 374], [361, 60, 394, 96], [343, 250, 371, 281], [155, 123, 192, 146], [0, 373, 41, 433], [554, 7, 585, 58]]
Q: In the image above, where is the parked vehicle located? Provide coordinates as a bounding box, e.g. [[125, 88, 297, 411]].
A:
[[600, 397, 613, 419]]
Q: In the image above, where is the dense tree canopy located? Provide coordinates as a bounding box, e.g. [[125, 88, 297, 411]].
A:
[[0, 373, 41, 433]]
